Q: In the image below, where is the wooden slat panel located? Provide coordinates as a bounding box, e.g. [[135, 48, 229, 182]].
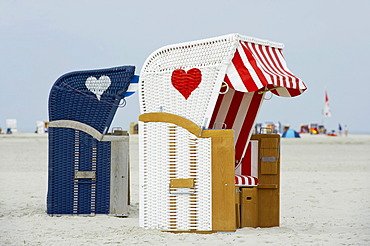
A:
[[261, 148, 278, 157], [261, 162, 278, 174], [251, 134, 280, 227], [240, 187, 258, 228], [257, 188, 279, 227], [260, 137, 279, 149], [109, 137, 129, 216], [211, 134, 236, 232]]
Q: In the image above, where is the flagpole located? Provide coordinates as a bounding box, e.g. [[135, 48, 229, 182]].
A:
[[323, 90, 331, 133], [322, 90, 325, 124]]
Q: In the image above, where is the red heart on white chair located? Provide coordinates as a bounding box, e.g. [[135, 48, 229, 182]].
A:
[[171, 68, 202, 99]]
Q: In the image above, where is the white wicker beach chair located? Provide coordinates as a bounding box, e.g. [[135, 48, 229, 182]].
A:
[[139, 34, 306, 232]]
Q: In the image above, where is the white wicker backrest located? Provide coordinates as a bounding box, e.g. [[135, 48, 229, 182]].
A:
[[139, 34, 239, 128]]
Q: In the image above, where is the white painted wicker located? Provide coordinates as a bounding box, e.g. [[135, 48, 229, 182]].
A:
[[139, 34, 242, 128], [138, 34, 302, 232], [139, 34, 289, 128], [139, 121, 212, 231]]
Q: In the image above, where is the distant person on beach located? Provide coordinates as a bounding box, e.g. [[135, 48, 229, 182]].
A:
[[338, 124, 342, 136], [344, 125, 348, 136]]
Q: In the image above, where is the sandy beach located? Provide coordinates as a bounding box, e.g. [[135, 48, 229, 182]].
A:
[[0, 133, 369, 245]]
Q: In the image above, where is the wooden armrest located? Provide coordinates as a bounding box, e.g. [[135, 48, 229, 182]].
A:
[[139, 113, 234, 139], [258, 184, 278, 189]]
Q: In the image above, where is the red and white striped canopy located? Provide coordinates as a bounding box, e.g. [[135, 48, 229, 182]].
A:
[[225, 40, 306, 97], [210, 37, 306, 170]]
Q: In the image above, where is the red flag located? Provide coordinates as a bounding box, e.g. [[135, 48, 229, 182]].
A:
[[324, 91, 331, 117]]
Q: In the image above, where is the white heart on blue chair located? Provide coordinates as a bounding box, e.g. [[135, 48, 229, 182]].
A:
[[85, 75, 111, 100]]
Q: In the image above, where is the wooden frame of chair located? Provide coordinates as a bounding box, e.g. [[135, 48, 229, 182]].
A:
[[236, 134, 280, 228]]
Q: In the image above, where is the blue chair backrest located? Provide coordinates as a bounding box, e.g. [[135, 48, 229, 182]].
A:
[[49, 66, 135, 133]]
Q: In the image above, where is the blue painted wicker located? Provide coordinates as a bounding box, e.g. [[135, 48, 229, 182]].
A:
[[47, 66, 135, 215]]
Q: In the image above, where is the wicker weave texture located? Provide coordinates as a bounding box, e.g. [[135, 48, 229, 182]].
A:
[[47, 66, 135, 215], [139, 36, 238, 128], [49, 66, 135, 133], [47, 128, 111, 214], [139, 122, 212, 231]]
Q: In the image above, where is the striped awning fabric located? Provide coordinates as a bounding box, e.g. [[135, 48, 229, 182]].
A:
[[225, 40, 306, 97], [210, 36, 306, 169], [238, 140, 258, 176], [235, 174, 258, 186], [209, 89, 264, 168]]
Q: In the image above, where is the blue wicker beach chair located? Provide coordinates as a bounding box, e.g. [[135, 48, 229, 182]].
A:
[[47, 66, 136, 215]]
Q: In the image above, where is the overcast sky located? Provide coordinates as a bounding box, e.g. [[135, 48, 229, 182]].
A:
[[1, 0, 369, 134]]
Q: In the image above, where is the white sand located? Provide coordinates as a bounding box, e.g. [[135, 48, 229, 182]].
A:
[[1, 133, 369, 245]]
